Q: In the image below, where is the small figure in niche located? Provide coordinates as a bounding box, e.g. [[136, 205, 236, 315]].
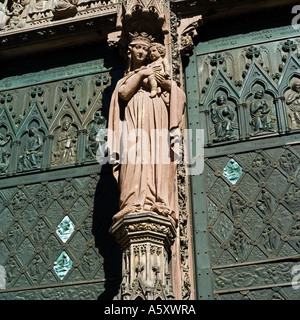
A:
[[86, 110, 107, 159], [53, 120, 77, 165], [249, 90, 274, 135], [286, 81, 300, 129], [211, 95, 238, 142], [0, 132, 11, 173], [18, 127, 43, 170]]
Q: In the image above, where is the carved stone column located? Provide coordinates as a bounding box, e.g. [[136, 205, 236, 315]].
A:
[[110, 212, 177, 300]]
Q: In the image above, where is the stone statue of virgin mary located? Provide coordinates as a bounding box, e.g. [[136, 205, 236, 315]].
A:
[[107, 32, 186, 225]]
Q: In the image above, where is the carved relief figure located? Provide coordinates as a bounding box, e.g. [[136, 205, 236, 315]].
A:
[[11, 190, 26, 212], [211, 95, 238, 142], [0, 130, 11, 173], [36, 186, 51, 208], [286, 81, 300, 130], [0, 0, 9, 30], [18, 127, 43, 170], [30, 255, 43, 280], [6, 2, 26, 29], [229, 229, 249, 260], [285, 185, 300, 210], [52, 0, 78, 19], [22, 0, 54, 17], [256, 188, 272, 214], [290, 222, 300, 248], [86, 110, 107, 159], [60, 182, 75, 201], [52, 120, 77, 165], [227, 194, 247, 218], [82, 251, 95, 276], [7, 223, 22, 247], [3, 0, 78, 29], [261, 225, 278, 252], [249, 90, 274, 135], [279, 152, 299, 176], [251, 155, 270, 180], [33, 220, 46, 244], [21, 0, 78, 19], [142, 42, 171, 98], [6, 258, 17, 284], [107, 32, 186, 224]]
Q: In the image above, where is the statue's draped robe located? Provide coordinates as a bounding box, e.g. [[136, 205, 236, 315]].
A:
[[108, 72, 185, 221]]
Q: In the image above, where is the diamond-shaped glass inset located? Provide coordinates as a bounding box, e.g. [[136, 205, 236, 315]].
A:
[[56, 216, 75, 243], [53, 251, 72, 280], [223, 158, 242, 184]]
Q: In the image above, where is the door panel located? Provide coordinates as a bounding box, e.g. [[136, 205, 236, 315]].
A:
[[0, 44, 123, 299], [186, 24, 300, 300]]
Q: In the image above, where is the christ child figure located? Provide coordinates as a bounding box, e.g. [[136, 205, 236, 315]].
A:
[[144, 42, 171, 98]]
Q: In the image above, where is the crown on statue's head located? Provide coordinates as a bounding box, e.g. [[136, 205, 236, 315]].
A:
[[128, 32, 154, 46]]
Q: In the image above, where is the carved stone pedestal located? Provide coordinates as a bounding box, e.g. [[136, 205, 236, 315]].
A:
[[110, 212, 177, 300]]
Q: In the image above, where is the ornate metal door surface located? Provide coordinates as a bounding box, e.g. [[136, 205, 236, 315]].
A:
[[0, 45, 123, 299], [186, 24, 300, 300]]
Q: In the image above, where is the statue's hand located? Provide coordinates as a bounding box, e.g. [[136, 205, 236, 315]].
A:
[[138, 67, 155, 77], [155, 73, 171, 92]]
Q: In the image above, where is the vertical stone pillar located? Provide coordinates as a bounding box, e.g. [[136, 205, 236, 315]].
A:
[[110, 212, 176, 300]]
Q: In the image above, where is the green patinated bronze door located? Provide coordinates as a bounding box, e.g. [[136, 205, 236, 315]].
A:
[[0, 43, 123, 299], [186, 23, 300, 300]]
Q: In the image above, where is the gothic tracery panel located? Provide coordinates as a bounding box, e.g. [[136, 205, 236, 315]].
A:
[[187, 25, 300, 300], [197, 36, 300, 148], [0, 46, 122, 299]]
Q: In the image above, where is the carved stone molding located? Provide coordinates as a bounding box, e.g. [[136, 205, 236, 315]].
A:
[[113, 0, 169, 49], [169, 9, 202, 85], [110, 212, 176, 250], [0, 0, 119, 34], [110, 212, 176, 300], [177, 15, 202, 56], [116, 0, 168, 36], [116, 0, 166, 25]]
